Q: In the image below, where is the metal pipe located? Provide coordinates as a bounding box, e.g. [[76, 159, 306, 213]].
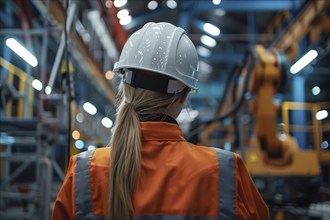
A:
[[40, 0, 51, 89], [47, 1, 77, 91], [52, 159, 65, 180], [39, 156, 52, 220], [0, 160, 33, 190], [0, 28, 44, 35]]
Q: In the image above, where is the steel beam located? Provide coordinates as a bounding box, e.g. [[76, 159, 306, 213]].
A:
[[47, 1, 77, 91], [200, 53, 244, 63], [271, 0, 329, 54], [39, 0, 116, 104], [0, 29, 44, 35], [39, 0, 51, 87], [197, 0, 300, 12]]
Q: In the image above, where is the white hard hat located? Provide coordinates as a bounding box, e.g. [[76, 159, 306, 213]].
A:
[[114, 22, 199, 93]]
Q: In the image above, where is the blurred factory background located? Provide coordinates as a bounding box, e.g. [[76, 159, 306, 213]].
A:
[[0, 0, 330, 219]]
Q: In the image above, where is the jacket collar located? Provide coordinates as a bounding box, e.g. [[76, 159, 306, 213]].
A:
[[140, 121, 186, 142]]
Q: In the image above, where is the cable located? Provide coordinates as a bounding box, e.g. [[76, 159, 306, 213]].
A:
[[187, 50, 257, 142], [215, 63, 241, 115], [64, 0, 71, 166]]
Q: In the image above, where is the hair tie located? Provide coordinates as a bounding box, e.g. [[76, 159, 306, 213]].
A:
[[124, 100, 135, 109]]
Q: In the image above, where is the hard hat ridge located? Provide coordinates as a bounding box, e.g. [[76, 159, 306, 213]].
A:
[[114, 22, 199, 93]]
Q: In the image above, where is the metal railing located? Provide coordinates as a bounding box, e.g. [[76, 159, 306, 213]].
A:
[[1, 57, 35, 118], [282, 101, 330, 163]]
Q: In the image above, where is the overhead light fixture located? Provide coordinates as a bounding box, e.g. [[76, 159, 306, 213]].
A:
[[114, 0, 127, 8], [102, 117, 113, 128], [214, 8, 226, 16], [32, 79, 43, 91], [83, 102, 97, 115], [199, 61, 213, 74], [88, 145, 96, 151], [5, 38, 38, 67], [213, 0, 221, 5], [105, 70, 115, 80], [200, 35, 216, 48], [119, 15, 132, 26], [316, 110, 328, 121], [166, 0, 177, 9], [312, 86, 320, 96], [147, 1, 158, 10], [117, 9, 129, 20], [105, 0, 112, 8], [197, 46, 211, 57], [72, 130, 80, 140], [75, 140, 85, 149], [321, 141, 329, 150], [76, 112, 84, 123], [290, 49, 318, 74], [203, 23, 220, 37], [45, 86, 52, 95]]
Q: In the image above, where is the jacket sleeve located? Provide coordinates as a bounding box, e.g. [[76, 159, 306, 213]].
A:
[[52, 156, 77, 220], [235, 154, 270, 220]]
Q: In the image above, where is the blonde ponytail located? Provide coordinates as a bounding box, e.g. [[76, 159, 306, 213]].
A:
[[109, 94, 141, 220], [109, 83, 182, 220]]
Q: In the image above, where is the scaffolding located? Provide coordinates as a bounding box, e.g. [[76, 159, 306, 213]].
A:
[[0, 0, 121, 218]]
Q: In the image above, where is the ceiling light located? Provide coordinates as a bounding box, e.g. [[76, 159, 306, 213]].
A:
[[32, 79, 43, 91], [114, 0, 127, 8], [197, 46, 211, 57], [105, 0, 112, 8], [166, 0, 177, 9], [200, 35, 216, 48], [72, 130, 80, 140], [119, 15, 132, 26], [102, 117, 113, 128], [316, 110, 328, 120], [214, 8, 226, 16], [213, 0, 221, 5], [312, 86, 320, 96], [45, 86, 52, 94], [199, 61, 213, 74], [290, 49, 318, 74], [321, 141, 329, 149], [76, 113, 84, 123], [6, 38, 38, 67], [148, 1, 158, 10], [75, 140, 85, 149], [105, 70, 115, 80], [83, 102, 97, 115], [117, 9, 129, 19], [203, 23, 220, 36], [88, 145, 96, 151]]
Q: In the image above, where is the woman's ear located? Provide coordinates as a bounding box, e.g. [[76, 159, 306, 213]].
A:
[[179, 87, 191, 104]]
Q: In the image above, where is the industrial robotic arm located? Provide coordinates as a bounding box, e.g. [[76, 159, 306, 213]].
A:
[[244, 45, 319, 174]]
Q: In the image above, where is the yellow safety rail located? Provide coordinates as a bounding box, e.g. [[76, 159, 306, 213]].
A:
[[282, 102, 330, 163], [0, 57, 34, 118]]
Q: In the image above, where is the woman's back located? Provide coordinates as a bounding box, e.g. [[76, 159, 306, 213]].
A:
[[53, 121, 269, 219]]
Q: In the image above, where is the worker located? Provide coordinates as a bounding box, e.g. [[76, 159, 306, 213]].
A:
[[52, 22, 269, 220]]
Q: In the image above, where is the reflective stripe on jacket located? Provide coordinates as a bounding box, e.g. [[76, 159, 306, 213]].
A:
[[52, 122, 269, 220]]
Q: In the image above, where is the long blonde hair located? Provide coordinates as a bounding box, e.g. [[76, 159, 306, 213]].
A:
[[109, 82, 182, 220]]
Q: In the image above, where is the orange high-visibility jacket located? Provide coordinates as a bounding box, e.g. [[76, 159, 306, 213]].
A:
[[52, 121, 269, 220]]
